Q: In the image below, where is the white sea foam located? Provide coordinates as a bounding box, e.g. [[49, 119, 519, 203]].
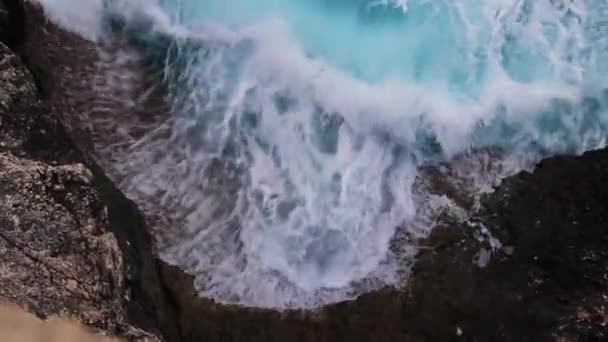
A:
[[32, 0, 105, 40], [35, 0, 608, 308]]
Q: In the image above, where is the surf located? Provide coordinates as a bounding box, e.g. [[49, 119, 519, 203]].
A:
[[34, 0, 608, 308]]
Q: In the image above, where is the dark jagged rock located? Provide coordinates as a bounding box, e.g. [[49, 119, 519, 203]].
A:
[[0, 35, 161, 342], [7, 0, 608, 341], [0, 2, 167, 341]]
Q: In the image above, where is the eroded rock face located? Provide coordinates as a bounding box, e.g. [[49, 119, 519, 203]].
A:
[[0, 18, 161, 342]]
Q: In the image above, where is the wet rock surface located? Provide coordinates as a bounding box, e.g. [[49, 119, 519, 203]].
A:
[[3, 1, 608, 341], [0, 4, 162, 341]]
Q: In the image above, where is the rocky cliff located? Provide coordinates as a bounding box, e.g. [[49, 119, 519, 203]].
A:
[[0, 18, 162, 342]]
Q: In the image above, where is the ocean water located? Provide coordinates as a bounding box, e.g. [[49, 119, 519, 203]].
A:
[[36, 0, 608, 308]]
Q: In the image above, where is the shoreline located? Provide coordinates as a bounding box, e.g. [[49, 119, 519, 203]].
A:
[[1, 0, 607, 340]]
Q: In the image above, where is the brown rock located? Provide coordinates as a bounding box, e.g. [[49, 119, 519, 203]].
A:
[[0, 25, 161, 342]]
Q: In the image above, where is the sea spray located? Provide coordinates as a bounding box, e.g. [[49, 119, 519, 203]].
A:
[[34, 0, 608, 308]]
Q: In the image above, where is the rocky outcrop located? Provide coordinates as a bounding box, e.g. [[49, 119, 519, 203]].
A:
[[11, 3, 181, 341], [0, 7, 162, 342], [3, 0, 608, 341]]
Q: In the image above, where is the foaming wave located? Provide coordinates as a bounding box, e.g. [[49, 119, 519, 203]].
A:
[[35, 0, 608, 308]]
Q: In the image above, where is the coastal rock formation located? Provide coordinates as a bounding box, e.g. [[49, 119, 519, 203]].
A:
[[1, 0, 606, 341], [0, 5, 162, 341]]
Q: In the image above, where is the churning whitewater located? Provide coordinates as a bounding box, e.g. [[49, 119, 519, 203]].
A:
[[36, 0, 608, 308]]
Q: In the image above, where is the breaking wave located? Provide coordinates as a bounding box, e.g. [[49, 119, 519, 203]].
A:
[[36, 0, 608, 308]]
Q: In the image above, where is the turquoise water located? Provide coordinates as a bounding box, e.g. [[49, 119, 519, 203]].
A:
[[161, 0, 606, 88], [35, 0, 608, 308], [164, 0, 477, 85]]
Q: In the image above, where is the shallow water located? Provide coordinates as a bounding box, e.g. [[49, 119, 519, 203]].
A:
[[36, 0, 608, 308]]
